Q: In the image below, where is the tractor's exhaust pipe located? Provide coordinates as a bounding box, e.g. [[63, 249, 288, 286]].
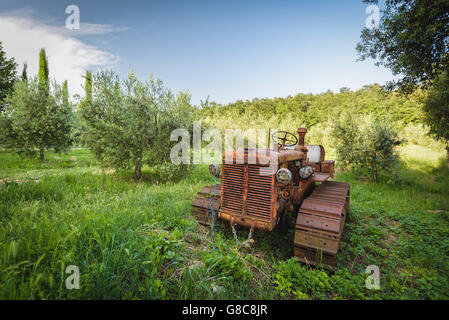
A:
[[297, 128, 307, 146]]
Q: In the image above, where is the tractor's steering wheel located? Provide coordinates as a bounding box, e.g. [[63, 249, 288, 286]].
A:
[[271, 131, 299, 148]]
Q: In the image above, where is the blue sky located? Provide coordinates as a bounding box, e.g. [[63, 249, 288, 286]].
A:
[[0, 0, 392, 105]]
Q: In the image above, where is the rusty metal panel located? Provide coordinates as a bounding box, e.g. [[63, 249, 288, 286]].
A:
[[294, 226, 341, 254], [294, 245, 337, 269], [299, 200, 344, 218], [296, 212, 340, 233], [218, 212, 272, 230], [191, 184, 221, 226], [192, 197, 220, 211], [200, 185, 221, 196], [246, 165, 273, 220], [311, 172, 330, 183], [221, 164, 244, 214], [320, 160, 335, 175], [220, 164, 275, 229], [307, 163, 321, 172], [222, 149, 305, 166], [242, 165, 248, 215]]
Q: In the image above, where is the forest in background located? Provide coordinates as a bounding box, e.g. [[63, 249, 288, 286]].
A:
[[197, 84, 444, 152]]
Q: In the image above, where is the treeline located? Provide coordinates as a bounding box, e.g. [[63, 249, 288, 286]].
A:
[[198, 85, 426, 130]]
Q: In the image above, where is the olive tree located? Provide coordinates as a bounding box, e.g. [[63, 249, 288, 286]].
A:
[[0, 78, 73, 159], [332, 112, 403, 182], [80, 70, 193, 179]]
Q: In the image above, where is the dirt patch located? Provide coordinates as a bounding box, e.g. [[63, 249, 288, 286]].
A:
[[427, 209, 444, 213], [357, 176, 370, 184], [92, 168, 116, 175], [0, 178, 41, 185]]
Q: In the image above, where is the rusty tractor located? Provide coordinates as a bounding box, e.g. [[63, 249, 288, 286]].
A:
[[191, 128, 350, 268]]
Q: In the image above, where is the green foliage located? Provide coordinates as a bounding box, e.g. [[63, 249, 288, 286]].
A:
[[38, 49, 49, 93], [274, 259, 331, 299], [332, 113, 403, 182], [201, 247, 252, 283], [70, 110, 86, 146], [0, 42, 17, 102], [198, 85, 423, 137], [21, 63, 28, 84], [0, 78, 73, 159], [330, 269, 370, 299], [399, 123, 446, 151], [84, 71, 92, 103], [357, 0, 449, 92], [80, 70, 194, 179], [62, 80, 68, 106], [423, 72, 449, 155]]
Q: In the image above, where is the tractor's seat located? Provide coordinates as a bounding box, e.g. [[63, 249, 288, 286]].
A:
[[305, 145, 324, 163]]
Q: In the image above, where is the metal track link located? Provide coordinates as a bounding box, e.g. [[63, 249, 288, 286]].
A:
[[191, 184, 221, 226]]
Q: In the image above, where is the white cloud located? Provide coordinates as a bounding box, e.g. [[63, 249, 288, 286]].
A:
[[0, 10, 124, 98]]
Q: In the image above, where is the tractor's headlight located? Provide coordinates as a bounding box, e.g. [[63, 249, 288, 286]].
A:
[[209, 163, 220, 176], [299, 166, 314, 179], [276, 168, 292, 185]]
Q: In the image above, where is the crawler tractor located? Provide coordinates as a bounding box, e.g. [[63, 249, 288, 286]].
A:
[[191, 128, 350, 268]]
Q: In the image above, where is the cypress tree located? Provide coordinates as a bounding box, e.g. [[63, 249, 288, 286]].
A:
[[85, 71, 92, 102], [38, 48, 49, 92], [63, 80, 68, 105], [21, 63, 28, 83]]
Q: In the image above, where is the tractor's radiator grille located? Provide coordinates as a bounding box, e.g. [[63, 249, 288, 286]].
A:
[[247, 165, 273, 219], [222, 164, 244, 214], [221, 164, 274, 219]]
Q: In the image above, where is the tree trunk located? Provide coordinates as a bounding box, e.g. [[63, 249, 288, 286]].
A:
[[39, 148, 44, 161], [446, 146, 449, 169], [134, 163, 142, 180]]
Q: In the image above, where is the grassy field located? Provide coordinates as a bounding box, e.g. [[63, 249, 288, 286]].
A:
[[0, 145, 448, 299]]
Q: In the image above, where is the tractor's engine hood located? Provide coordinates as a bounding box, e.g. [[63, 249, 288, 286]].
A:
[[222, 147, 307, 166]]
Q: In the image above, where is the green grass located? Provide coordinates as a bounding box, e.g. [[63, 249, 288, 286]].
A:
[[0, 146, 448, 299]]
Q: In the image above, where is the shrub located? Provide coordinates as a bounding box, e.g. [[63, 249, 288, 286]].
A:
[[331, 112, 403, 182]]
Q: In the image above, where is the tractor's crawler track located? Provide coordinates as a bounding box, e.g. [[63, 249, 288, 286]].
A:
[[294, 181, 350, 268], [191, 184, 221, 226]]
